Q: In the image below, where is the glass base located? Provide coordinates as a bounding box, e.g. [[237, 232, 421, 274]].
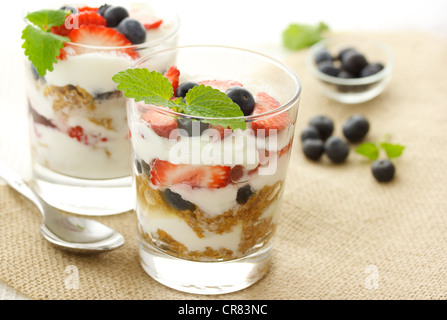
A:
[[138, 239, 272, 295], [32, 163, 134, 216]]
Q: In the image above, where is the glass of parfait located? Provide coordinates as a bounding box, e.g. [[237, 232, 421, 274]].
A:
[[116, 45, 301, 294], [22, 2, 179, 215]]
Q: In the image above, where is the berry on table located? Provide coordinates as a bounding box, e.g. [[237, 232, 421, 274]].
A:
[[302, 139, 324, 161], [371, 159, 395, 182], [324, 136, 350, 163], [342, 114, 370, 143], [309, 115, 334, 140], [301, 125, 322, 141]]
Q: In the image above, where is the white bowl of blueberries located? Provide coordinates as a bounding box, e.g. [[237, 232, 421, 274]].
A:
[[307, 35, 394, 104]]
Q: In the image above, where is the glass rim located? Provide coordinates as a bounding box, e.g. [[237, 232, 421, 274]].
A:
[[21, 3, 181, 50], [131, 45, 302, 121]]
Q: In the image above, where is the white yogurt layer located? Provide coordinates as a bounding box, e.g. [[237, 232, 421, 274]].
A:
[[45, 53, 133, 94], [31, 122, 131, 179]]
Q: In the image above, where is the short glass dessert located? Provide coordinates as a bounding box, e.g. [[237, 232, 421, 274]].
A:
[[115, 46, 301, 294], [23, 2, 179, 215]]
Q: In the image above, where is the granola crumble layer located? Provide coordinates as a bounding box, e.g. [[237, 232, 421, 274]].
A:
[[136, 174, 283, 261]]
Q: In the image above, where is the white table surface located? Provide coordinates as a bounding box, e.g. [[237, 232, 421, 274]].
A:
[[1, 0, 446, 300]]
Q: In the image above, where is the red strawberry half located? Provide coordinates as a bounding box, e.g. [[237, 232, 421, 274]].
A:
[[67, 25, 139, 59], [141, 108, 178, 139], [129, 8, 163, 29], [198, 80, 243, 92], [51, 11, 106, 36], [163, 65, 180, 93], [251, 92, 290, 136], [150, 159, 231, 189]]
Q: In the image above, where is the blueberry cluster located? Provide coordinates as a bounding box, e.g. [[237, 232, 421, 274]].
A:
[[315, 47, 384, 79], [301, 114, 369, 163], [301, 114, 396, 182], [98, 4, 147, 44]]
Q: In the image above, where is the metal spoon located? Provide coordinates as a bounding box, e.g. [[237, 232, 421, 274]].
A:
[[0, 161, 125, 252]]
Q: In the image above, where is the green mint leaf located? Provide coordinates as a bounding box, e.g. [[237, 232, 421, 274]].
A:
[[282, 22, 329, 50], [185, 85, 247, 130], [25, 9, 69, 31], [380, 142, 405, 159], [21, 25, 69, 77], [112, 68, 178, 109], [355, 142, 379, 160]]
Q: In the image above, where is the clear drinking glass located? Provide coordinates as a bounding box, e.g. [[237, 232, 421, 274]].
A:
[[24, 2, 179, 215], [127, 46, 301, 294]]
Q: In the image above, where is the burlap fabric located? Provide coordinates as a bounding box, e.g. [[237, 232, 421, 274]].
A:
[[1, 32, 446, 300]]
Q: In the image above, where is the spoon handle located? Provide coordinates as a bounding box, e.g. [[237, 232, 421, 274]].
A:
[[0, 161, 44, 214]]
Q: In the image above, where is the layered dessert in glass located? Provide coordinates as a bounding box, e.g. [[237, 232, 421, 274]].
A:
[[23, 2, 179, 214], [120, 46, 301, 294]]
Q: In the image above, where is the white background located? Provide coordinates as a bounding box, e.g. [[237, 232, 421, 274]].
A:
[[1, 0, 446, 299]]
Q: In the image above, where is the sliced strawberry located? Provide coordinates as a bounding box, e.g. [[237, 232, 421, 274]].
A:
[[129, 8, 163, 29], [198, 80, 243, 92], [163, 65, 180, 93], [67, 25, 139, 59], [141, 108, 178, 139], [51, 11, 106, 36], [150, 159, 231, 189], [209, 124, 232, 140], [251, 92, 290, 136]]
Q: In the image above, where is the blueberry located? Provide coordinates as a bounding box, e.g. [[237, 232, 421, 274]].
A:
[[177, 118, 209, 137], [301, 125, 322, 142], [372, 159, 395, 182], [342, 114, 370, 142], [302, 139, 324, 161], [103, 6, 129, 27], [314, 49, 333, 64], [117, 17, 146, 44], [341, 51, 368, 76], [60, 5, 79, 14], [309, 115, 334, 141], [175, 82, 199, 98], [163, 189, 196, 211], [225, 87, 255, 116], [337, 47, 356, 61], [236, 185, 254, 205], [324, 136, 350, 163], [360, 63, 384, 77], [97, 4, 111, 16], [317, 60, 339, 77]]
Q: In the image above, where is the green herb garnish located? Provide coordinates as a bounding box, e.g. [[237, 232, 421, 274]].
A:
[[22, 10, 71, 77], [355, 136, 405, 161], [282, 22, 329, 50], [112, 68, 247, 130]]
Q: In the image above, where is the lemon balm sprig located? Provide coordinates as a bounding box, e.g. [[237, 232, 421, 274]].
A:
[[22, 9, 71, 77]]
